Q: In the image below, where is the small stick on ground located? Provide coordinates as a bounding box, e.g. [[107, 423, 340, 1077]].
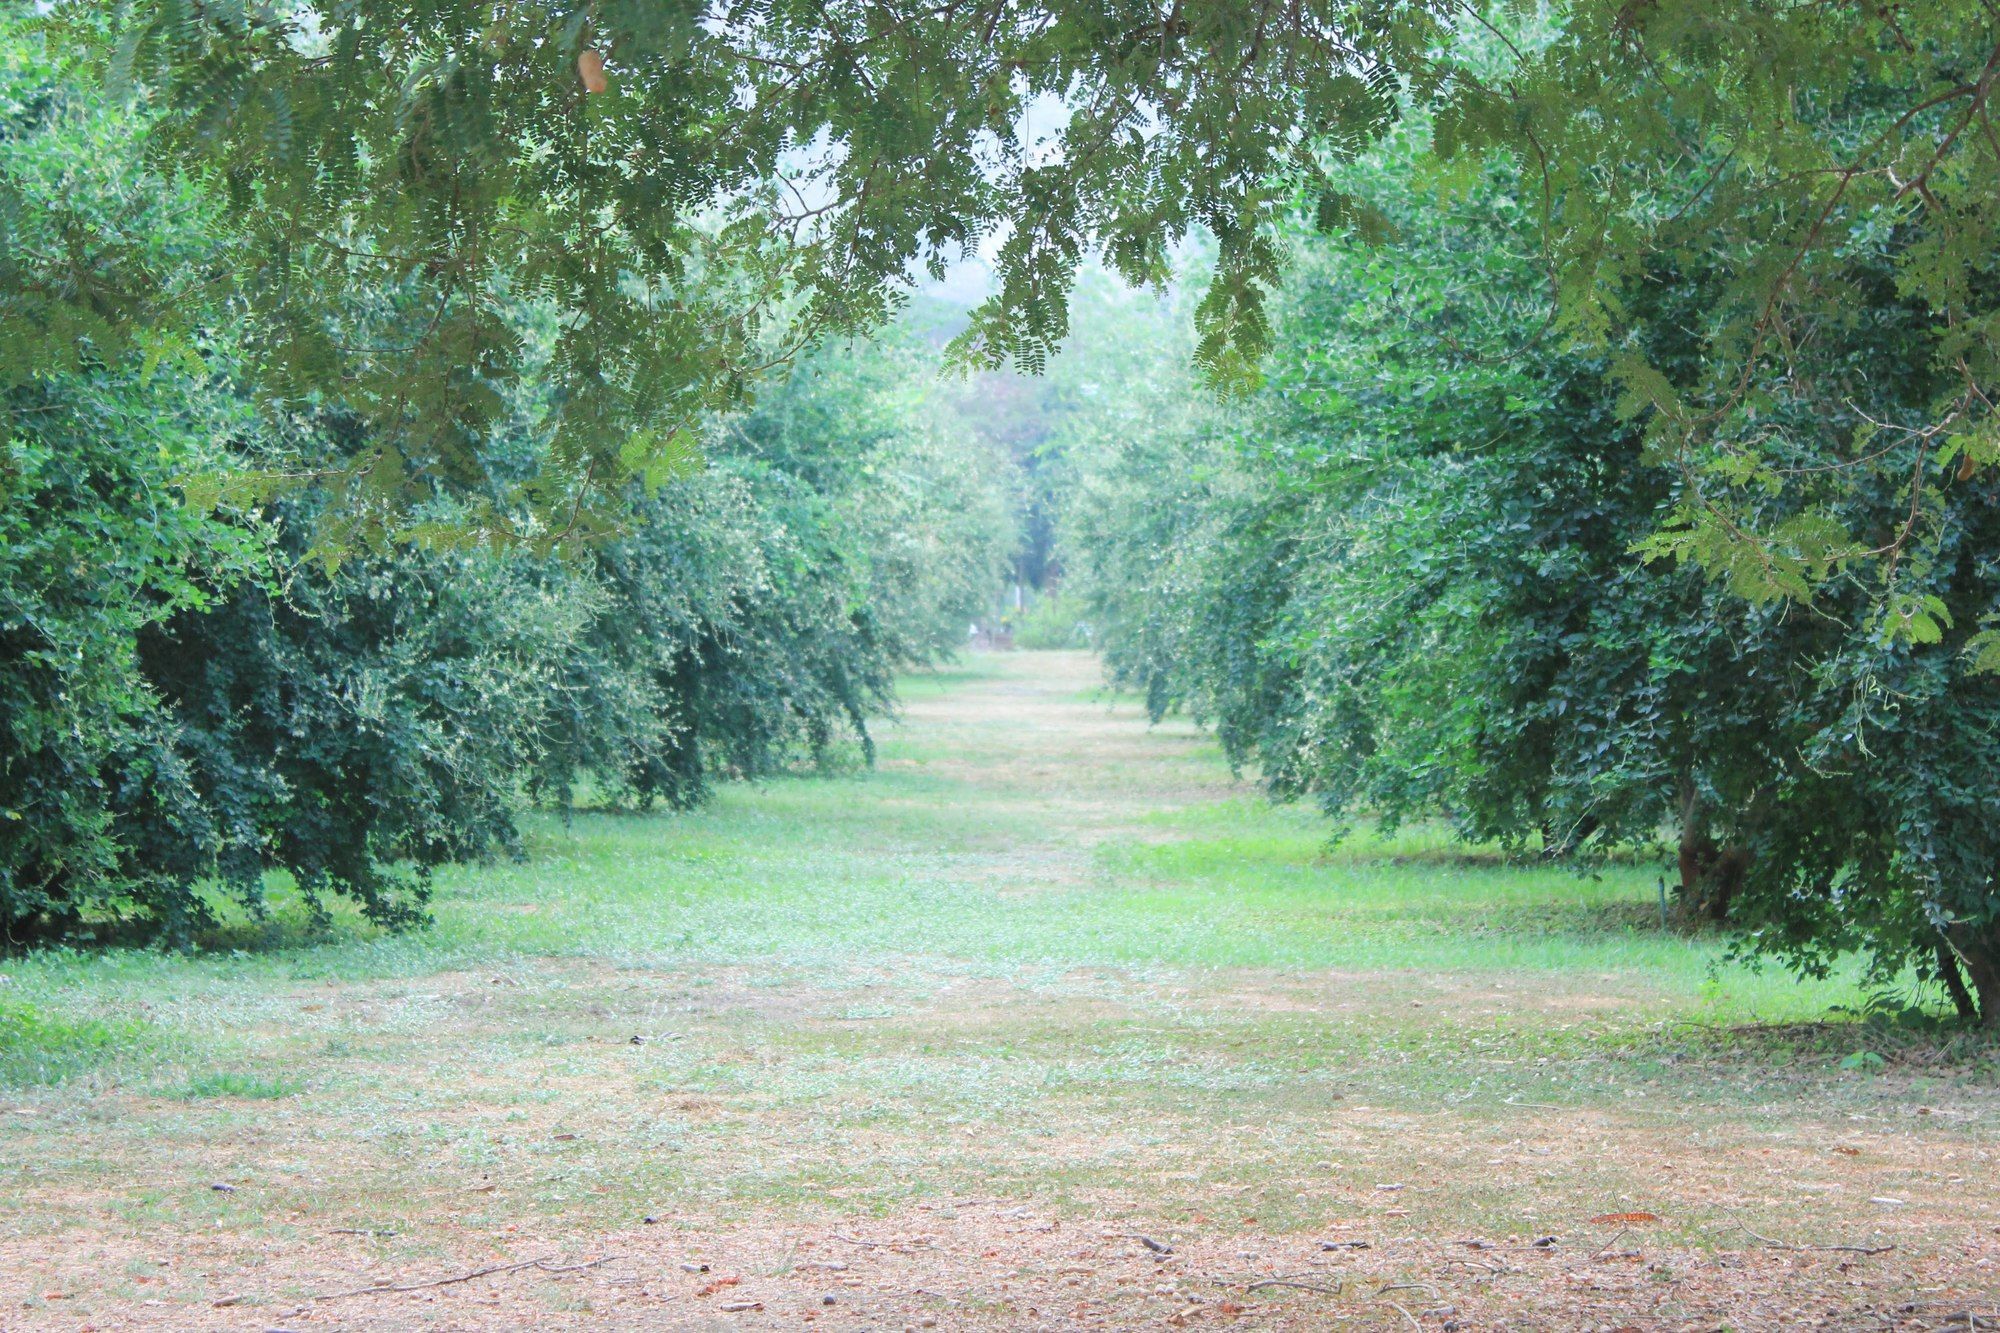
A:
[[1727, 1215, 1896, 1256], [538, 1257, 624, 1275], [1591, 1226, 1632, 1259], [1240, 1277, 1343, 1296], [312, 1255, 618, 1300], [1379, 1298, 1423, 1331]]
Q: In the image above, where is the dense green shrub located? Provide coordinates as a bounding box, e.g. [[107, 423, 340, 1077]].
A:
[[2, 22, 1015, 943], [2, 29, 265, 939], [127, 510, 589, 935], [5, 356, 1012, 943], [1055, 124, 2000, 1022], [535, 333, 1017, 810], [0, 371, 256, 940]]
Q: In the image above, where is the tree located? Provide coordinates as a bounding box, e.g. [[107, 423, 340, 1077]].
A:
[[68, 0, 1444, 534], [62, 2, 1996, 625], [528, 323, 1016, 811], [1, 25, 267, 939], [3, 15, 1016, 942], [1056, 118, 2000, 1023], [1436, 2, 2000, 630]]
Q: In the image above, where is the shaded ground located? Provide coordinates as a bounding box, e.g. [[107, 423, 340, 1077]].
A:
[[2, 651, 1996, 1330]]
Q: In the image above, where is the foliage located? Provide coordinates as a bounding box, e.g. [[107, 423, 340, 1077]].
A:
[[42, 3, 1992, 631], [1012, 592, 1093, 651], [53, 0, 1451, 531], [3, 17, 1014, 943], [1432, 5, 2000, 623], [532, 329, 1016, 811], [4, 338, 1011, 943], [1054, 119, 2000, 1023], [1, 24, 266, 939], [125, 511, 587, 937]]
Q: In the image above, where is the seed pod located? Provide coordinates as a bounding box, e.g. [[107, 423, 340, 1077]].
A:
[[577, 48, 608, 94]]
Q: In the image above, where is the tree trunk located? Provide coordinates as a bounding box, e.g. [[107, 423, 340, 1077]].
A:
[[1675, 792, 1746, 923], [1540, 814, 1601, 862], [1943, 922, 2000, 1028], [1934, 941, 1979, 1022]]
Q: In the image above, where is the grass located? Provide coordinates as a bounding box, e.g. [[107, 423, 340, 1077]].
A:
[[0, 996, 150, 1087], [172, 1071, 302, 1100], [2, 649, 1995, 1328]]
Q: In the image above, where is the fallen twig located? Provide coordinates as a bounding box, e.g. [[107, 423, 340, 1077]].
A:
[[312, 1254, 619, 1300], [538, 1257, 623, 1275], [1242, 1277, 1343, 1296], [1727, 1216, 1895, 1256], [1447, 1255, 1507, 1276], [1379, 1298, 1423, 1331], [1591, 1227, 1632, 1259]]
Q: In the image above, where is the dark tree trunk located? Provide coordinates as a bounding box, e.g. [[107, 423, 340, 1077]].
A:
[[1540, 814, 1601, 862], [1943, 922, 2000, 1028], [1935, 941, 1979, 1022], [1676, 811, 1746, 923]]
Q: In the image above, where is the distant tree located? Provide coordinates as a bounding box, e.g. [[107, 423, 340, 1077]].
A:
[[534, 338, 1016, 813]]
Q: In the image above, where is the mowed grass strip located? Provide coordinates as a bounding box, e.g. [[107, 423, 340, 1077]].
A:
[[1, 650, 1994, 1326]]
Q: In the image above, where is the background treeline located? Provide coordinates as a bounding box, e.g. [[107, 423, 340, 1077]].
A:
[[1, 33, 1014, 944], [1045, 120, 2000, 1024]]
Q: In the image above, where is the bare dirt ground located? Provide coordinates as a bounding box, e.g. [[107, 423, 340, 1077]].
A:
[[2, 652, 1996, 1331]]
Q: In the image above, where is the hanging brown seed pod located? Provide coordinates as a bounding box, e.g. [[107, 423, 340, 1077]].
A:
[[577, 48, 608, 95]]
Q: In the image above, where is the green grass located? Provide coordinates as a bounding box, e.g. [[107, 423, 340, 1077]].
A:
[[0, 995, 150, 1087], [1, 650, 1993, 1310], [0, 653, 1969, 1091], [173, 1070, 303, 1100]]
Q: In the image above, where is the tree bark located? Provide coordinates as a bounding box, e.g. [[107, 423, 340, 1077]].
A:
[[1943, 922, 2000, 1027], [1935, 941, 1979, 1022], [1676, 801, 1746, 923]]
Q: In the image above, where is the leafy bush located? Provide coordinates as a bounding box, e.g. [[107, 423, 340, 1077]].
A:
[[1012, 592, 1092, 651], [535, 333, 1018, 809], [2, 31, 1014, 942], [1053, 121, 2000, 1023], [125, 511, 588, 936], [1, 31, 270, 939]]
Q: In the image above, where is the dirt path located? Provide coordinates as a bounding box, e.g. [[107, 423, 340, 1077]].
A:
[[2, 652, 1996, 1330]]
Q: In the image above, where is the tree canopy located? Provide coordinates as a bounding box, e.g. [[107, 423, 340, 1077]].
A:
[[51, 0, 1441, 537], [8, 2, 2000, 1022], [30, 1, 1987, 616], [1046, 106, 2000, 1024]]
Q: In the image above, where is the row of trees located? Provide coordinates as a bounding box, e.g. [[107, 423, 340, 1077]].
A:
[[1052, 115, 2000, 1025], [1, 26, 1014, 944], [7, 1, 1998, 1021]]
